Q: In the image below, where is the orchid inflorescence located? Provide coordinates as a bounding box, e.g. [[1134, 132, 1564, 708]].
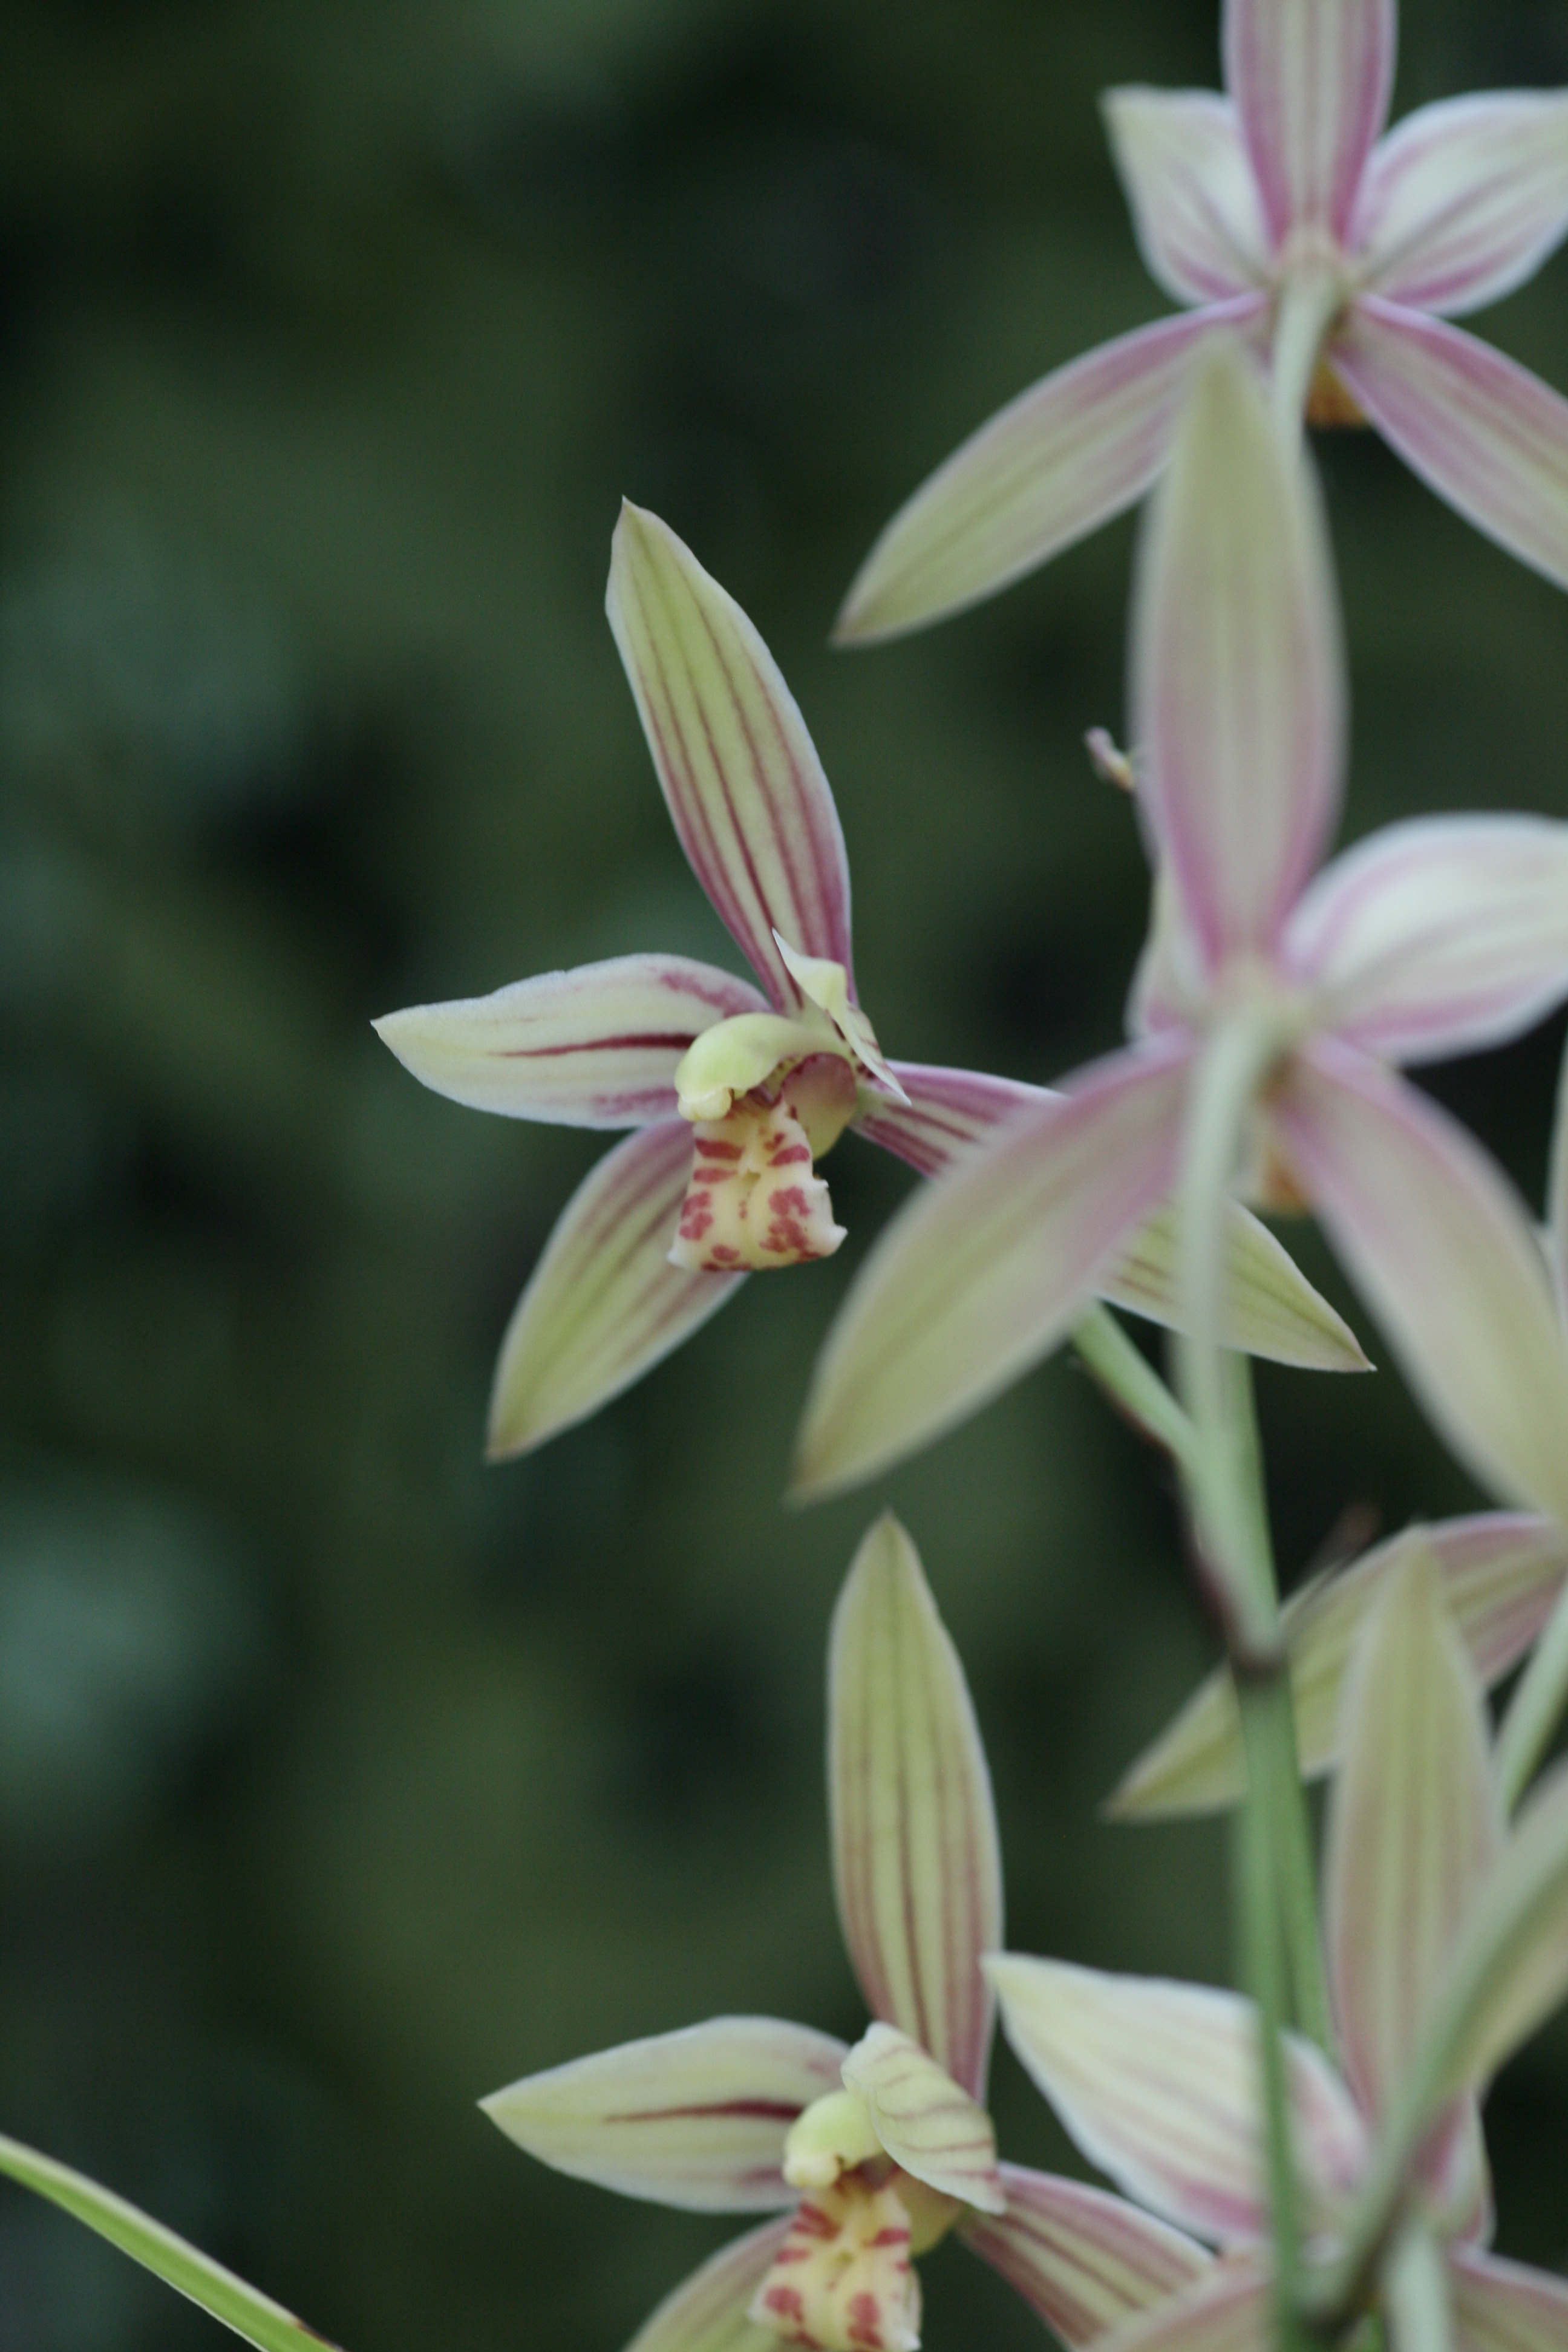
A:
[[7, 4, 1568, 2351]]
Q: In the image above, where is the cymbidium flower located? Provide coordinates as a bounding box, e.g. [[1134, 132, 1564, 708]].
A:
[[480, 1516, 1217, 2352], [375, 502, 1362, 1459], [794, 347, 1568, 1544], [838, 0, 1568, 642], [984, 1547, 1568, 2350]]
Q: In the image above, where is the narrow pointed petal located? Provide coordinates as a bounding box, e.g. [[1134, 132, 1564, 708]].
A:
[[1449, 2246, 1568, 2352], [959, 2164, 1212, 2349], [984, 1956, 1367, 2245], [1325, 1546, 1500, 2124], [0, 2132, 342, 2352], [860, 1067, 1368, 1374], [626, 2220, 793, 2352], [486, 1121, 742, 1459], [834, 298, 1267, 645], [1284, 815, 1568, 1065], [607, 503, 853, 1008], [1086, 2261, 1273, 2352], [373, 956, 769, 1129], [840, 2025, 1005, 2213], [1270, 1040, 1568, 1529], [1550, 1034, 1568, 1329], [1332, 301, 1568, 593], [1134, 345, 1343, 968], [1103, 1198, 1369, 1371], [792, 1041, 1190, 1500], [1223, 0, 1396, 243], [1416, 1756, 1568, 2099], [1103, 90, 1269, 304], [1355, 93, 1568, 316], [480, 2017, 848, 2212], [1108, 1515, 1568, 1820], [828, 1515, 1002, 2100]]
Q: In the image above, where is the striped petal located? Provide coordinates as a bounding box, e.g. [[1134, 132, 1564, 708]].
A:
[[1109, 1514, 1568, 1820], [828, 1514, 1002, 2101], [1416, 1756, 1568, 2100], [1133, 343, 1343, 970], [834, 298, 1267, 645], [627, 2221, 794, 2352], [959, 2164, 1212, 2349], [984, 1956, 1367, 2246], [1450, 2246, 1568, 2352], [1223, 0, 1396, 244], [1355, 93, 1568, 317], [1332, 300, 1568, 593], [0, 2132, 341, 2352], [861, 1065, 1367, 1373], [480, 2017, 848, 2212], [1284, 815, 1568, 1065], [1104, 90, 1270, 305], [840, 2025, 1004, 2213], [373, 956, 769, 1128], [486, 1120, 742, 1459], [1269, 1040, 1568, 1530], [607, 503, 854, 1008], [792, 1040, 1190, 1500], [1086, 2260, 1273, 2352], [1324, 1544, 1500, 2125], [1552, 1033, 1568, 1329]]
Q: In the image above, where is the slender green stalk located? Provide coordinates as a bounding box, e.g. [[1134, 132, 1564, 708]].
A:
[[1494, 1579, 1568, 1814], [1071, 1304, 1201, 1473], [1270, 264, 1344, 440], [1174, 1015, 1330, 2347]]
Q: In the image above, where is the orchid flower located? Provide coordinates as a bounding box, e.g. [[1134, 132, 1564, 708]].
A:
[[1109, 1513, 1568, 1820], [374, 501, 1362, 1459], [837, 0, 1568, 644], [794, 348, 1568, 1582], [984, 1547, 1568, 2351], [480, 1515, 1216, 2352]]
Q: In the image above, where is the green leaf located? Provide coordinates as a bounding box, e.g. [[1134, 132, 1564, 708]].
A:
[[0, 2131, 342, 2350]]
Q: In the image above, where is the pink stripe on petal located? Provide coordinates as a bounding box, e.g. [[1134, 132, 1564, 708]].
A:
[[1224, 0, 1396, 243], [829, 1521, 1003, 2104], [608, 505, 854, 1008], [374, 955, 769, 1128], [835, 298, 1267, 644], [985, 1956, 1365, 2249], [1334, 300, 1568, 592], [959, 2164, 1212, 2350], [1103, 89, 1270, 306], [1073, 2258, 1272, 2352], [857, 1064, 1053, 1178], [1270, 1040, 1568, 1529], [792, 1038, 1191, 1499], [486, 1120, 745, 1459], [1354, 93, 1568, 317], [1134, 346, 1344, 967], [1449, 2244, 1568, 2352], [1283, 814, 1568, 1066]]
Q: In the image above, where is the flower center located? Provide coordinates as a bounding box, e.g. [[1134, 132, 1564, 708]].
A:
[[750, 2172, 922, 2352]]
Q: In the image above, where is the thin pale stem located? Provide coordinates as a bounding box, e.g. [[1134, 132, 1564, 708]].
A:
[[1236, 1693, 1309, 2352], [1494, 1580, 1568, 1814], [1071, 1305, 1200, 1472], [1270, 263, 1345, 441]]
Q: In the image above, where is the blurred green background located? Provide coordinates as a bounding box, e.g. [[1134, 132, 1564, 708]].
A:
[[2, 0, 1567, 2345]]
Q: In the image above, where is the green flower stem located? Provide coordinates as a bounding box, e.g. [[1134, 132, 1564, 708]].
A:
[[1070, 1304, 1201, 1473], [1494, 1578, 1568, 1814], [1175, 1015, 1330, 2348]]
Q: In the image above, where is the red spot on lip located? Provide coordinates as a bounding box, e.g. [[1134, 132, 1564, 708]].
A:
[[792, 2202, 841, 2241], [695, 1138, 745, 1161], [764, 2287, 806, 2321], [847, 2292, 885, 2348], [707, 1243, 741, 1267], [868, 2228, 909, 2247], [766, 1143, 812, 1166]]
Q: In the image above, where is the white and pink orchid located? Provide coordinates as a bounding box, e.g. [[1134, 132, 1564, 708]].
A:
[[985, 1547, 1568, 2350], [794, 347, 1568, 1521], [838, 0, 1568, 642], [480, 1516, 1216, 2352], [374, 502, 1361, 1459]]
